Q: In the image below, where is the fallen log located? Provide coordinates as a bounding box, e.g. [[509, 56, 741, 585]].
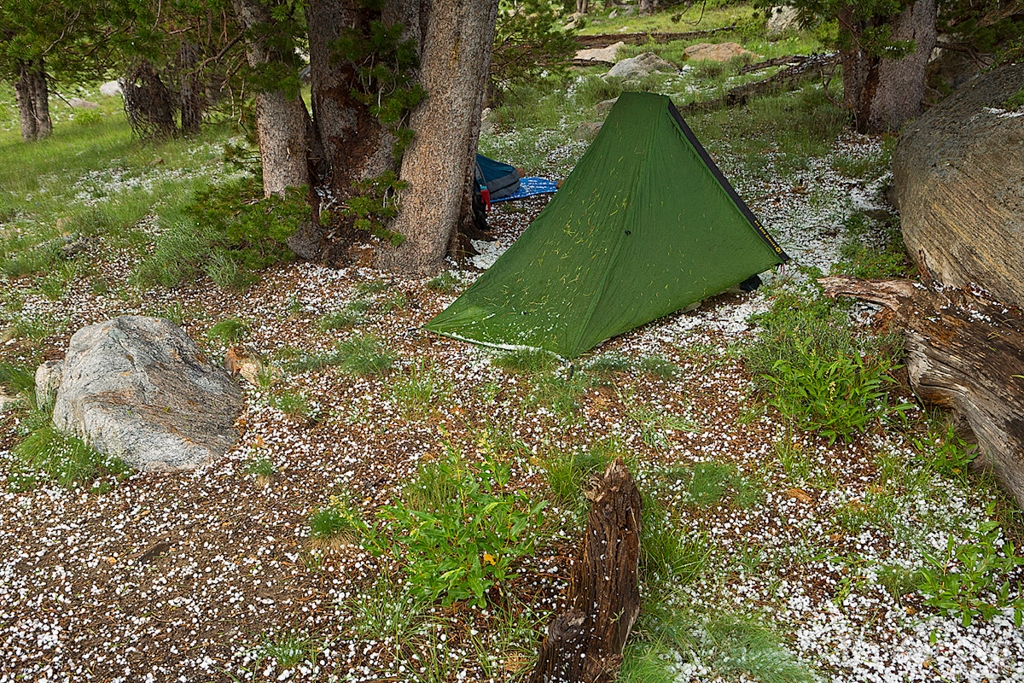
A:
[[738, 53, 808, 75], [819, 276, 1024, 508], [529, 458, 642, 683], [575, 24, 736, 49], [683, 52, 838, 111]]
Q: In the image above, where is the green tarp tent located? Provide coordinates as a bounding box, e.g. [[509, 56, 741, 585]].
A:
[[426, 92, 789, 358]]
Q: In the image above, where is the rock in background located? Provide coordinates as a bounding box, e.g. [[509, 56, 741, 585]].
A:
[[894, 63, 1024, 307], [49, 316, 243, 471], [683, 42, 759, 62]]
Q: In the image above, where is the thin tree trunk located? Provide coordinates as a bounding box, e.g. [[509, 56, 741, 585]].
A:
[[179, 42, 203, 136], [639, 0, 657, 16], [14, 61, 38, 142], [840, 0, 937, 133], [384, 0, 499, 276], [14, 59, 51, 142], [29, 59, 51, 140], [232, 0, 309, 197]]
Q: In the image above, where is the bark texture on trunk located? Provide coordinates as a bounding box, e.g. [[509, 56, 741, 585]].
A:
[[179, 42, 204, 136], [840, 0, 937, 133], [820, 276, 1024, 509], [233, 0, 309, 197], [14, 59, 52, 142], [306, 0, 399, 196], [384, 0, 499, 277], [529, 459, 642, 683]]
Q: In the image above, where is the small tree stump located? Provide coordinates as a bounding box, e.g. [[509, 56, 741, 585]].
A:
[[820, 276, 1024, 507], [530, 458, 642, 683]]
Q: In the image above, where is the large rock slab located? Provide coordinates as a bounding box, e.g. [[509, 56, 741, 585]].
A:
[[894, 63, 1024, 307], [683, 42, 759, 63], [575, 41, 626, 65], [604, 52, 676, 80], [52, 316, 243, 470]]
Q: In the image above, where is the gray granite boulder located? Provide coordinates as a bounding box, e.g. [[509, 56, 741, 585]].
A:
[[52, 316, 243, 470], [604, 52, 676, 80]]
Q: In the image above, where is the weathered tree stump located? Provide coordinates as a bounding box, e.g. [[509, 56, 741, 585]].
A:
[[530, 458, 642, 683], [820, 276, 1024, 507]]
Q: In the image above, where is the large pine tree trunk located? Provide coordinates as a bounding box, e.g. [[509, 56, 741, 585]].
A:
[[232, 0, 310, 197], [14, 59, 51, 142], [384, 0, 499, 276], [839, 0, 937, 133]]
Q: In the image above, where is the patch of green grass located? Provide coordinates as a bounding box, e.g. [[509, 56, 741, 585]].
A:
[[354, 279, 391, 295], [425, 270, 462, 294], [252, 632, 320, 669], [689, 81, 850, 182], [689, 461, 737, 507], [376, 290, 407, 314], [390, 361, 452, 419], [1004, 86, 1024, 110], [469, 597, 543, 679], [622, 396, 696, 451], [641, 494, 710, 583], [343, 570, 429, 643], [544, 445, 617, 507], [317, 309, 362, 332], [0, 362, 37, 395], [528, 371, 591, 420], [334, 334, 396, 376], [831, 211, 913, 280], [269, 391, 312, 420], [11, 421, 131, 491], [491, 347, 559, 374], [308, 495, 363, 549], [242, 455, 277, 481], [207, 317, 250, 345]]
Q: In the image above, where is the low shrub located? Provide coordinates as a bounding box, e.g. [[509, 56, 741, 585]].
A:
[[136, 177, 305, 290]]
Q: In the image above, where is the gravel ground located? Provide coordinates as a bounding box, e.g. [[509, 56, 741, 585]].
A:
[[1, 132, 1022, 683]]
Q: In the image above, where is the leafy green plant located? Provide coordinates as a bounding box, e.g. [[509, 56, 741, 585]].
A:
[[763, 340, 900, 443], [914, 419, 977, 480], [911, 516, 1024, 627], [379, 450, 546, 608], [308, 495, 363, 549], [746, 285, 908, 443], [207, 317, 250, 345]]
